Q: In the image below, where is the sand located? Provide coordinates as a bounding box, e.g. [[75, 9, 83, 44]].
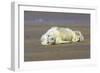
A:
[[24, 24, 90, 61]]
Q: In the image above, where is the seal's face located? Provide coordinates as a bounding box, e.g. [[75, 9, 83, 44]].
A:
[[41, 34, 56, 45]]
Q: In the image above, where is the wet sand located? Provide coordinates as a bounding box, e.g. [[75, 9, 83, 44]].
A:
[[24, 24, 90, 61]]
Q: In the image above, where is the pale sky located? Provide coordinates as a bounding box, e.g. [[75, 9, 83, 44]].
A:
[[24, 11, 90, 25]]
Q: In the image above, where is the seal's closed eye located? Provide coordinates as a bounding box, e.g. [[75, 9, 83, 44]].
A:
[[51, 38, 54, 40]]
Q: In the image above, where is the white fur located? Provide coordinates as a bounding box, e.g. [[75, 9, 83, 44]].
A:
[[41, 27, 84, 45]]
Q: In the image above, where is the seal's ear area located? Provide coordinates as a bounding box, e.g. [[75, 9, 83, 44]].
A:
[[74, 31, 84, 41]]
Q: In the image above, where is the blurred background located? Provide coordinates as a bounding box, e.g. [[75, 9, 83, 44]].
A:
[[24, 11, 90, 61]]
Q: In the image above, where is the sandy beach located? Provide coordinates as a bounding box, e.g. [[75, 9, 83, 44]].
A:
[[24, 24, 90, 61]]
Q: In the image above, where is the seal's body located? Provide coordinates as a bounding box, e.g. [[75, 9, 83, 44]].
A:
[[41, 27, 84, 45]]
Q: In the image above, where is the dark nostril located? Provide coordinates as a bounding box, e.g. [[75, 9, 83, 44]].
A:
[[48, 35, 50, 37], [51, 38, 54, 40]]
